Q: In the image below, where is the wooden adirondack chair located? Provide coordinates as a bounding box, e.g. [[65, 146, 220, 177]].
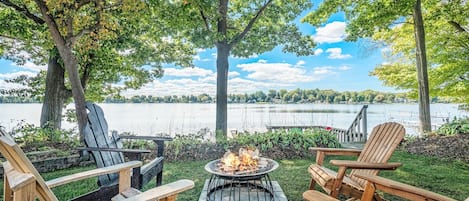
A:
[[76, 102, 173, 200], [0, 128, 194, 201], [303, 173, 457, 201], [308, 122, 405, 199]]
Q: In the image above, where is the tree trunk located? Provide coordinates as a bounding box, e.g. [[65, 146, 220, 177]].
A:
[[34, 0, 88, 141], [215, 43, 230, 138], [40, 49, 71, 129], [413, 0, 432, 133], [59, 46, 88, 141]]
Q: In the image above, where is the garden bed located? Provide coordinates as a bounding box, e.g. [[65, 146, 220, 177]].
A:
[[401, 134, 469, 162]]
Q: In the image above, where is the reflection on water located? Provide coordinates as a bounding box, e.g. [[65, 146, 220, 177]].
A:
[[0, 103, 467, 136]]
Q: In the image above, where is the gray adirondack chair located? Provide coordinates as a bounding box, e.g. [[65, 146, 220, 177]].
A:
[[77, 102, 172, 200]]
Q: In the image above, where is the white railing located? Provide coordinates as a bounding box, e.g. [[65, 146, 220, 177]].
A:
[[266, 105, 368, 143]]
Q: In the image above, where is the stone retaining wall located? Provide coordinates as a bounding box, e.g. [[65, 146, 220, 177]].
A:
[[0, 150, 93, 178]]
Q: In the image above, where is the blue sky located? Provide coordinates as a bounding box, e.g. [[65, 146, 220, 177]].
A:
[[0, 2, 399, 97]]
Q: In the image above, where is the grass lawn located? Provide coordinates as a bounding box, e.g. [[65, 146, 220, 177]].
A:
[[1, 150, 467, 200]]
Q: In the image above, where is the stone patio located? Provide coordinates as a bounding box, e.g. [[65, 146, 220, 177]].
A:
[[198, 179, 287, 201]]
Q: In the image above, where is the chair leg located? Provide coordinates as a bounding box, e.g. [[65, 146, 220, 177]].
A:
[[156, 171, 163, 186], [309, 178, 317, 190]]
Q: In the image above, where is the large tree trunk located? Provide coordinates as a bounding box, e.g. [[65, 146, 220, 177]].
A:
[[215, 43, 230, 138], [413, 0, 432, 133], [34, 0, 88, 141], [215, 0, 230, 139], [40, 49, 71, 129]]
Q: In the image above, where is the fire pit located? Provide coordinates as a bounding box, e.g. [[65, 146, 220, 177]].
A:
[[203, 148, 279, 201]]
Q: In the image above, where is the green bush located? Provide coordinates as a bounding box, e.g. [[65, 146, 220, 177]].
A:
[[230, 128, 341, 152], [10, 121, 79, 149], [436, 117, 469, 136], [162, 128, 341, 161]]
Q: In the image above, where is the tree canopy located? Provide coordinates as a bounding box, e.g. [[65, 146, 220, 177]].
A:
[[151, 0, 317, 137], [0, 0, 195, 135], [371, 0, 469, 103], [303, 0, 434, 133]]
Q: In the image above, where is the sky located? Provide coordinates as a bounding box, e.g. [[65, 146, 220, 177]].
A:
[[0, 2, 399, 97]]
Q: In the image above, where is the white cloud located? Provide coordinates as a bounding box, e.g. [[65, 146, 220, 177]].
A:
[[122, 74, 297, 97], [12, 61, 46, 72], [229, 71, 240, 78], [164, 67, 214, 77], [236, 61, 316, 83], [339, 65, 352, 71], [296, 60, 305, 66], [313, 67, 335, 75], [228, 77, 292, 94], [314, 48, 324, 56], [123, 79, 217, 97], [313, 21, 347, 44], [326, 48, 352, 59], [0, 71, 38, 80], [0, 80, 27, 90]]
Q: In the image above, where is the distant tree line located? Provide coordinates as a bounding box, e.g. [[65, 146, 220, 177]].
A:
[[101, 89, 446, 104], [0, 95, 39, 103], [1, 88, 454, 104]]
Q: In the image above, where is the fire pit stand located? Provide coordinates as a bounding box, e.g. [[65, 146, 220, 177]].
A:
[[204, 157, 279, 201]]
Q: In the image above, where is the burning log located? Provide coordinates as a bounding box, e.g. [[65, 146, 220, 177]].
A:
[[218, 147, 267, 174]]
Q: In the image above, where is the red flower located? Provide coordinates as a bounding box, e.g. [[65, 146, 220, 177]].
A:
[[325, 126, 333, 131]]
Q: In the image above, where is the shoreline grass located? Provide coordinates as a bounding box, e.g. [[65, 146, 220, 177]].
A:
[[1, 150, 467, 201]]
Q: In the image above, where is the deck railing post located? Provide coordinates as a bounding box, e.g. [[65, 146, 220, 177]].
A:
[[362, 105, 368, 140]]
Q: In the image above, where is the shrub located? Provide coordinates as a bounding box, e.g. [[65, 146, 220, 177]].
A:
[[9, 121, 79, 151], [436, 117, 469, 136], [231, 128, 341, 152]]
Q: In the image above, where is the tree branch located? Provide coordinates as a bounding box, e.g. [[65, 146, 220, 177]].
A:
[[103, 0, 123, 10], [229, 0, 273, 46], [69, 0, 102, 46], [0, 0, 45, 24], [448, 21, 467, 33], [33, 0, 66, 48], [198, 4, 210, 31]]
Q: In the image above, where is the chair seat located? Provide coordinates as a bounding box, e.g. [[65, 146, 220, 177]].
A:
[[308, 164, 363, 193], [303, 190, 339, 201]]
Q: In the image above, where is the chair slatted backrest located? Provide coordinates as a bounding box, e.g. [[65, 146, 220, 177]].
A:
[[84, 102, 125, 185], [0, 129, 58, 201], [350, 122, 405, 187]]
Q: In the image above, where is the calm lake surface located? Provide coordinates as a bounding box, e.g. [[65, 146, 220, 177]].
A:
[[0, 103, 467, 136]]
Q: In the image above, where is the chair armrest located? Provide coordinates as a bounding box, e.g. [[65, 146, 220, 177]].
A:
[[46, 161, 142, 188], [122, 179, 194, 201], [119, 135, 173, 142], [330, 160, 402, 170], [3, 162, 36, 191], [354, 174, 457, 201], [309, 147, 362, 165], [309, 147, 362, 156], [77, 147, 151, 154], [119, 135, 172, 157]]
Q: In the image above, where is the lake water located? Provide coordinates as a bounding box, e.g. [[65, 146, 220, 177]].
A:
[[0, 103, 467, 136]]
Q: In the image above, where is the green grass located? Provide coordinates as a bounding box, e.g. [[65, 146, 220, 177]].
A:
[[1, 151, 468, 201]]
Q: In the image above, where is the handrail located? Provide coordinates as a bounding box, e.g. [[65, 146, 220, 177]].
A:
[[265, 105, 368, 143], [345, 105, 368, 142]]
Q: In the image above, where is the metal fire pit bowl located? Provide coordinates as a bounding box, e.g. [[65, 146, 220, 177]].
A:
[[205, 157, 279, 180], [204, 158, 279, 201]]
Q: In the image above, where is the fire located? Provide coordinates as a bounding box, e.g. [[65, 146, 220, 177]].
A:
[[220, 147, 260, 172]]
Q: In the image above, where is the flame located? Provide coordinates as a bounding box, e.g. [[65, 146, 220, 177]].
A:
[[220, 151, 240, 171], [220, 147, 260, 172]]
